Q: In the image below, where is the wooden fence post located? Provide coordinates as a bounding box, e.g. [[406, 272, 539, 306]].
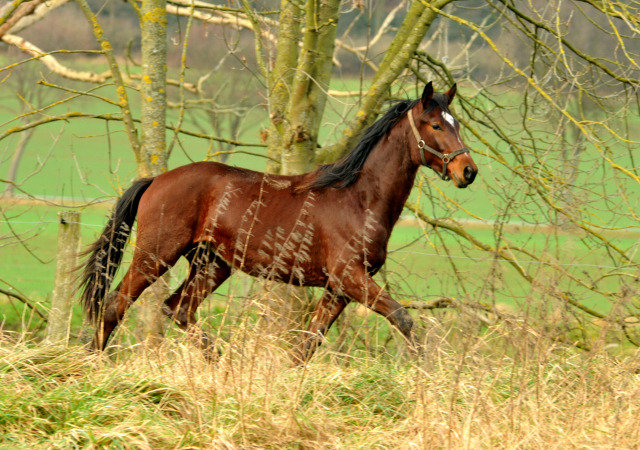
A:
[[45, 210, 81, 345], [135, 276, 169, 349]]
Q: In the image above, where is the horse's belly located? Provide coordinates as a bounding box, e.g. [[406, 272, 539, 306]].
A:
[[234, 246, 327, 287], [204, 226, 327, 287], [201, 183, 327, 286]]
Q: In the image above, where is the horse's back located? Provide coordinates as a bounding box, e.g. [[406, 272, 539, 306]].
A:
[[134, 161, 329, 283], [135, 161, 268, 234]]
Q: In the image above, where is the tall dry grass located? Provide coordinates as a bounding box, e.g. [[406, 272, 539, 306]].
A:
[[2, 311, 640, 450]]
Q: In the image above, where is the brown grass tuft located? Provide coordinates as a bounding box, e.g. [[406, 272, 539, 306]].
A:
[[2, 316, 640, 449]]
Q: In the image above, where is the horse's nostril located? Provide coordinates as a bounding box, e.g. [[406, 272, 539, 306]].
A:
[[464, 165, 475, 182]]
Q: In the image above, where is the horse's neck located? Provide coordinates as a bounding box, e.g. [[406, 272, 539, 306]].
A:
[[355, 123, 419, 229]]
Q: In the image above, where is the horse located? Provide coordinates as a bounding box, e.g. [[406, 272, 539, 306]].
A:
[[77, 82, 478, 363]]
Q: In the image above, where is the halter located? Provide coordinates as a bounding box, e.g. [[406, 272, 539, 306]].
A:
[[408, 109, 470, 181]]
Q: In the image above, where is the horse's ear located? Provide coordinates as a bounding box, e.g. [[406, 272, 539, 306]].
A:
[[421, 82, 434, 108], [445, 83, 457, 104]]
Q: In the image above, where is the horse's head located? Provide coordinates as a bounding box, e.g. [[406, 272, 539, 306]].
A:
[[408, 82, 478, 188]]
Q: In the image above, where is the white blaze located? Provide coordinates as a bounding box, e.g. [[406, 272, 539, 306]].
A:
[[442, 111, 456, 127], [442, 111, 463, 145]]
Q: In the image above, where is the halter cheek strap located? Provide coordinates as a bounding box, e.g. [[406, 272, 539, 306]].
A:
[[408, 109, 470, 181]]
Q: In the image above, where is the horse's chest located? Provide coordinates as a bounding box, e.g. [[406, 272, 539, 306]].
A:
[[332, 224, 389, 273]]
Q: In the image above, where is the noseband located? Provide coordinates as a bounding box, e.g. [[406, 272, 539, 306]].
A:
[[408, 109, 470, 181]]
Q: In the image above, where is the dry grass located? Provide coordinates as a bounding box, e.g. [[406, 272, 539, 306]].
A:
[[2, 316, 640, 450]]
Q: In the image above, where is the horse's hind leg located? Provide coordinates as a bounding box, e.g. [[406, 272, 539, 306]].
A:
[[293, 288, 350, 365], [93, 247, 180, 351], [162, 243, 231, 358]]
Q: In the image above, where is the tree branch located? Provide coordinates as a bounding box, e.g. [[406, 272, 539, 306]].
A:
[[0, 288, 48, 322], [575, 0, 640, 27], [0, 111, 266, 147], [1, 34, 108, 82], [0, 0, 27, 28], [0, 0, 44, 38], [496, 0, 639, 86], [0, 0, 68, 35], [404, 201, 607, 320], [165, 2, 277, 45]]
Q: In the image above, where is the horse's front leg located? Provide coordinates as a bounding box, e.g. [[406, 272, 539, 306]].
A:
[[337, 272, 416, 351], [292, 288, 350, 365]]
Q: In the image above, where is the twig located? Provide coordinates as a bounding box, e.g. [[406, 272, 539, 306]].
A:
[[0, 288, 48, 322], [167, 0, 196, 158], [74, 0, 142, 168]]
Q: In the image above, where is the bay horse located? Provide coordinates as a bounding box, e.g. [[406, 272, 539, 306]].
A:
[[77, 82, 478, 363]]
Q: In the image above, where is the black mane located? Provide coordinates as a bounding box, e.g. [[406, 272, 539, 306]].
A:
[[303, 93, 451, 191]]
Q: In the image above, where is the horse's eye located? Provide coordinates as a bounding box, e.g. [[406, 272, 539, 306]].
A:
[[432, 124, 442, 130]]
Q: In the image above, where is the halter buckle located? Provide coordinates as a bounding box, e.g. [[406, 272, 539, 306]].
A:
[[418, 140, 425, 149], [442, 155, 450, 164]]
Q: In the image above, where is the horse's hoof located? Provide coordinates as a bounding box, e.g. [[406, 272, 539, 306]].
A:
[[202, 346, 222, 364]]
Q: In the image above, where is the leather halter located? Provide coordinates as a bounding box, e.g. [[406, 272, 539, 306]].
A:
[[408, 109, 470, 181]]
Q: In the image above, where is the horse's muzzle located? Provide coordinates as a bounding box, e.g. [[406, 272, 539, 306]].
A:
[[453, 164, 477, 188], [464, 164, 477, 184]]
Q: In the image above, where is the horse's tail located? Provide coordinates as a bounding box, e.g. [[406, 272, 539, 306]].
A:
[[77, 177, 155, 324]]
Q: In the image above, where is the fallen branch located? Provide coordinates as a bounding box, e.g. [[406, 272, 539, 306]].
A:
[[402, 296, 498, 326]]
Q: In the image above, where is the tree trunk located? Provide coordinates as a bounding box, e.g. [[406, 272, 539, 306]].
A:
[[135, 0, 169, 347], [261, 0, 341, 343], [265, 0, 301, 174], [139, 0, 168, 177], [280, 0, 341, 175]]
